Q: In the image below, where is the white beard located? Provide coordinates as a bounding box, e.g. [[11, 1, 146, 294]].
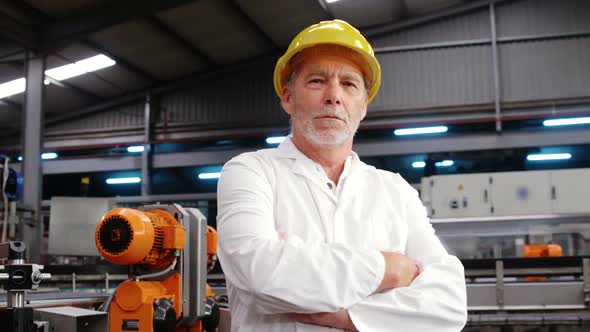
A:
[[291, 107, 360, 146]]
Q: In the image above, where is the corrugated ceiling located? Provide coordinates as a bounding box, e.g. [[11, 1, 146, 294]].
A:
[[0, 0, 470, 131]]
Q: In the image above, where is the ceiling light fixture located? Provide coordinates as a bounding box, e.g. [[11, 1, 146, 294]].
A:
[[435, 160, 454, 167], [412, 161, 426, 168], [0, 54, 116, 99], [45, 54, 116, 81], [127, 146, 145, 153], [41, 152, 58, 160], [543, 117, 590, 127], [526, 153, 571, 161], [0, 78, 26, 99], [198, 172, 221, 180], [106, 177, 141, 185], [266, 136, 287, 144], [394, 126, 448, 136]]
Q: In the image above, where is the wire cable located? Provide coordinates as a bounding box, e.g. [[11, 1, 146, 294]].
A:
[[99, 256, 178, 313]]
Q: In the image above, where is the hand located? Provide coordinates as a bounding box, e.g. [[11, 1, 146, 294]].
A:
[[288, 309, 358, 331], [375, 252, 420, 293]]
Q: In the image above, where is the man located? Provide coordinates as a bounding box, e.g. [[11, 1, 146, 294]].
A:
[[217, 20, 467, 331]]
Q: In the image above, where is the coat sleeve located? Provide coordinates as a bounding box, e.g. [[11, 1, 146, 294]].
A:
[[347, 175, 468, 332], [216, 153, 385, 314]]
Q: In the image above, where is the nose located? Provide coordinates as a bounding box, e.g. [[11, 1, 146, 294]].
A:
[[323, 81, 342, 106]]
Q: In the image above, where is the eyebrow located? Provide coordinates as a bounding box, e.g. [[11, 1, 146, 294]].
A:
[[303, 70, 327, 78], [340, 73, 362, 82], [303, 70, 363, 82]]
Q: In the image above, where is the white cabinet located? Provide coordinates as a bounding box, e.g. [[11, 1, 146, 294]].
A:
[[422, 168, 590, 218], [426, 174, 492, 218], [490, 171, 552, 215], [551, 169, 590, 214]]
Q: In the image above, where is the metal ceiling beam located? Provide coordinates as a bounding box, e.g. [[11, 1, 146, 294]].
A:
[[42, 89, 148, 127], [44, 76, 104, 102], [229, 0, 280, 50], [4, 0, 190, 85], [9, 126, 590, 175], [146, 16, 217, 66], [43, 0, 199, 50], [354, 127, 590, 157], [39, 53, 277, 127], [0, 48, 25, 62], [51, 52, 127, 94], [0, 98, 21, 110], [362, 0, 508, 38], [24, 0, 509, 128], [0, 0, 127, 102]]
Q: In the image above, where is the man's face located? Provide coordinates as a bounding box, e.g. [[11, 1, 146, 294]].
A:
[[281, 52, 368, 147]]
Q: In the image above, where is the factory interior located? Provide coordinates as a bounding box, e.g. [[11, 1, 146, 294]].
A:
[[0, 0, 590, 331]]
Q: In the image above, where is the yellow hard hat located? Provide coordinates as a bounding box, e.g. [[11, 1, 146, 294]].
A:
[[273, 19, 381, 104]]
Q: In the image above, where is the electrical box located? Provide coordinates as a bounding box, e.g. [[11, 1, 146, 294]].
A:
[[34, 306, 107, 332], [424, 173, 492, 218], [49, 197, 112, 256], [490, 171, 552, 215], [422, 168, 590, 218], [550, 169, 590, 214]]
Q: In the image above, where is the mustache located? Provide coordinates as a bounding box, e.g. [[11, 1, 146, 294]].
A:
[[313, 109, 347, 121]]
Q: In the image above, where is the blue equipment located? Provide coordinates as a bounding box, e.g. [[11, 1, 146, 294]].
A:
[[0, 155, 23, 201]]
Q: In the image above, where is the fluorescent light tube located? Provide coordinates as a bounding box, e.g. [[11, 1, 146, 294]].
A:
[[106, 177, 141, 184], [394, 126, 448, 136], [543, 117, 590, 127], [41, 152, 58, 160], [526, 153, 571, 161], [45, 54, 116, 81], [127, 146, 145, 153], [0, 54, 116, 99], [76, 54, 116, 72], [435, 160, 454, 167], [46, 63, 86, 81], [266, 136, 287, 144], [0, 78, 26, 99], [412, 161, 426, 168], [198, 172, 221, 180]]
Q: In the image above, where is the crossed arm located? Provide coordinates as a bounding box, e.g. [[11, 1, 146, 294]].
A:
[[289, 251, 420, 331], [217, 155, 467, 331]]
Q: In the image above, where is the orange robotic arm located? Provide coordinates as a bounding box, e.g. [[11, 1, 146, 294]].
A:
[[95, 205, 218, 332], [95, 207, 186, 332]]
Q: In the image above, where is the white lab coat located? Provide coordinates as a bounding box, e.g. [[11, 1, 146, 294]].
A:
[[217, 138, 467, 332]]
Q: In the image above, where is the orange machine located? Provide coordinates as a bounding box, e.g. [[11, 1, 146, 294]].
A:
[[523, 244, 563, 281], [95, 204, 218, 332], [524, 244, 563, 258]]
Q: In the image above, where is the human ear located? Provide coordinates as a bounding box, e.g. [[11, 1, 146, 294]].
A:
[[281, 86, 293, 115]]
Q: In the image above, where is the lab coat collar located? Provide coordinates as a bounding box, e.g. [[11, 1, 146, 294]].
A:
[[274, 137, 368, 182]]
